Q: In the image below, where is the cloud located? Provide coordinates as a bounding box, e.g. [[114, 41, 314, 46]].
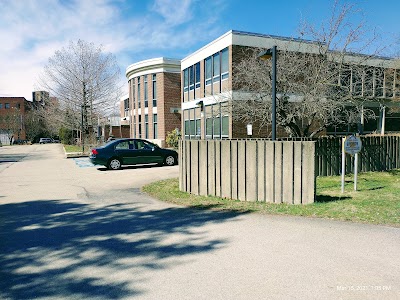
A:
[[151, 0, 193, 26], [0, 0, 227, 100]]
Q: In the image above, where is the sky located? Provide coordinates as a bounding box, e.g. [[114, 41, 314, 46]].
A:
[[0, 0, 399, 101]]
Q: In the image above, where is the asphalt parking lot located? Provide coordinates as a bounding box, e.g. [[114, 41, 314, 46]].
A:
[[0, 144, 399, 300]]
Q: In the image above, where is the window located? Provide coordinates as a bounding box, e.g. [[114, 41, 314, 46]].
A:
[[5, 103, 10, 109], [133, 116, 136, 138], [184, 120, 190, 138], [137, 77, 141, 108], [132, 79, 136, 109], [0, 103, 3, 109], [221, 47, 229, 80], [205, 57, 212, 85], [184, 68, 189, 92], [195, 62, 200, 89], [145, 115, 149, 139], [189, 66, 194, 90], [206, 118, 213, 137], [222, 116, 229, 136], [144, 75, 148, 108], [153, 114, 158, 139], [196, 118, 201, 137], [205, 114, 229, 138], [115, 141, 129, 150], [138, 115, 142, 138], [152, 74, 157, 107], [213, 52, 220, 82]]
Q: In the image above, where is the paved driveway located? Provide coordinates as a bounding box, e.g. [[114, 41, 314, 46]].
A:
[[0, 144, 399, 300]]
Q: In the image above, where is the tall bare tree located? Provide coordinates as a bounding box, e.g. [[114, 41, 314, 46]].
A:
[[39, 40, 122, 140], [229, 1, 390, 137]]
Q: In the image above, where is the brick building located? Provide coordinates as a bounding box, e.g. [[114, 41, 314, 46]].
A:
[[0, 97, 31, 144], [181, 30, 400, 139], [125, 58, 181, 147]]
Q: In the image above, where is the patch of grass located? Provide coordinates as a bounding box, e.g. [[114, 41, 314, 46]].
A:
[[63, 145, 83, 153], [142, 171, 400, 227]]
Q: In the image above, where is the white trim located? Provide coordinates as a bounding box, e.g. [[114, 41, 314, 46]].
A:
[[182, 30, 396, 70], [182, 32, 233, 69], [126, 57, 181, 80], [120, 93, 129, 102], [132, 107, 157, 116], [181, 91, 232, 110]]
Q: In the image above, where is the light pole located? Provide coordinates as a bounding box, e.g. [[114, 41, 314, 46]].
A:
[[258, 45, 277, 140]]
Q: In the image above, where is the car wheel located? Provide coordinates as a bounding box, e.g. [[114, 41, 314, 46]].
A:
[[108, 158, 121, 170], [164, 155, 176, 166]]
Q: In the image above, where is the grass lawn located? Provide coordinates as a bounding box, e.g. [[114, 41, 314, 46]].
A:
[[142, 170, 400, 227], [63, 144, 84, 153]]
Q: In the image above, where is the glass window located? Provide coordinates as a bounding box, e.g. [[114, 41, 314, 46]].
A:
[[206, 118, 213, 136], [115, 141, 129, 150], [184, 120, 190, 137], [153, 114, 158, 139], [189, 66, 194, 90], [196, 118, 201, 137], [138, 115, 142, 138], [137, 77, 141, 108], [132, 79, 136, 109], [152, 74, 157, 107], [5, 103, 10, 109], [205, 57, 212, 85], [0, 103, 3, 109], [213, 52, 220, 81], [195, 62, 200, 89], [133, 116, 136, 138], [144, 75, 148, 107], [221, 47, 229, 80], [145, 115, 149, 139], [222, 116, 229, 136], [190, 120, 196, 136], [184, 68, 189, 92], [214, 117, 220, 136]]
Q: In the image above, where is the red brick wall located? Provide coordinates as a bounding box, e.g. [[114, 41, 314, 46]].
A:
[[0, 97, 29, 140], [161, 72, 181, 139]]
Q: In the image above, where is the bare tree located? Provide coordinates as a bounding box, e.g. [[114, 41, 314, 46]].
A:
[[39, 40, 123, 141], [229, 1, 389, 137]]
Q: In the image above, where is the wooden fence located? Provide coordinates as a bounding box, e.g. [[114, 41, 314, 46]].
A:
[[315, 135, 400, 176], [179, 140, 315, 204]]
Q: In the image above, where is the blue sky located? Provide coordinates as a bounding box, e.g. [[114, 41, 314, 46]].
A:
[[0, 0, 399, 100]]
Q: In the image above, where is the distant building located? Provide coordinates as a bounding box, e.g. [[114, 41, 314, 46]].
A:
[[0, 97, 31, 144], [32, 91, 49, 105]]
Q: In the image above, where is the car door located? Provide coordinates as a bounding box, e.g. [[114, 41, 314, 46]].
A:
[[134, 140, 163, 164], [114, 140, 137, 165]]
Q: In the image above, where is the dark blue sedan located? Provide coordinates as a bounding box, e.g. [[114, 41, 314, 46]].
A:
[[90, 138, 178, 170]]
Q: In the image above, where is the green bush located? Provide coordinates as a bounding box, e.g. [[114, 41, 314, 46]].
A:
[[166, 128, 181, 149], [59, 127, 74, 144]]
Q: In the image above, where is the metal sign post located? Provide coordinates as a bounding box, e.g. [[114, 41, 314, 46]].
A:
[[342, 135, 363, 192], [341, 137, 346, 193]]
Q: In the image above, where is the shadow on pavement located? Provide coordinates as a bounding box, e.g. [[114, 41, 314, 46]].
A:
[[0, 199, 242, 299]]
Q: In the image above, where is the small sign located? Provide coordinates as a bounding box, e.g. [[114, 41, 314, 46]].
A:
[[344, 135, 362, 155], [247, 124, 253, 136]]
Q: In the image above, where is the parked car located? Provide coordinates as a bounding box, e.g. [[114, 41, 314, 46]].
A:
[[39, 138, 53, 144], [90, 138, 178, 170]]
